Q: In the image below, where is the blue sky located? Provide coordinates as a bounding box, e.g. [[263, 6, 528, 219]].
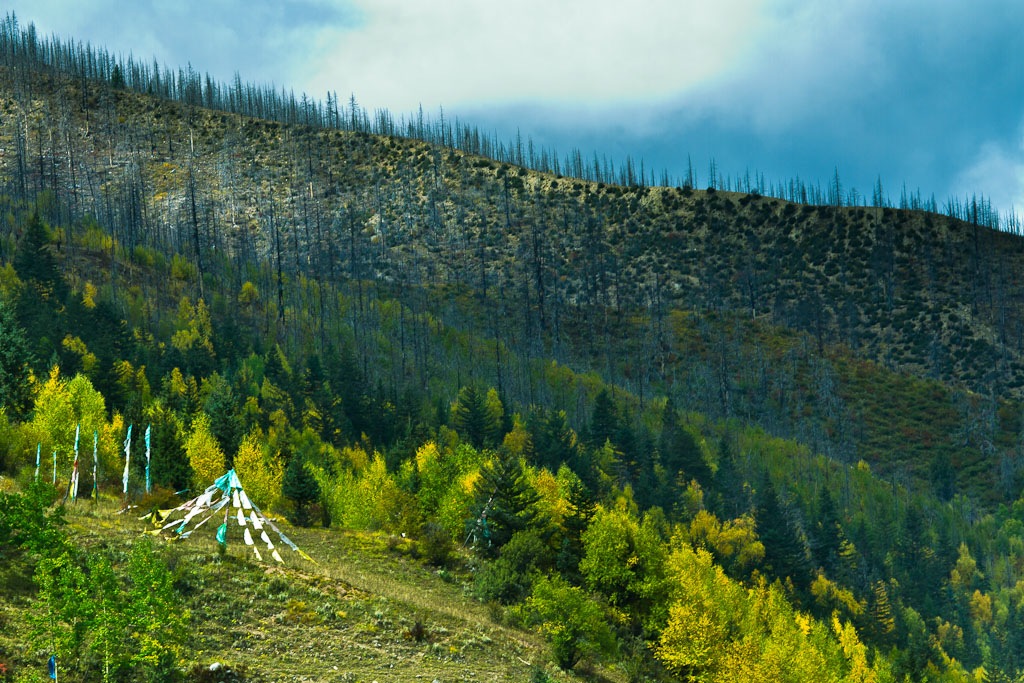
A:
[[7, 0, 1024, 213]]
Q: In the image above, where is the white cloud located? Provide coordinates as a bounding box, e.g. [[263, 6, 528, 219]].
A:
[[300, 0, 765, 112], [954, 131, 1024, 214]]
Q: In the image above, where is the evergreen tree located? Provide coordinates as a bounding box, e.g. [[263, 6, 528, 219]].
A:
[[754, 475, 812, 594], [660, 398, 711, 480], [0, 300, 35, 419], [556, 473, 596, 582], [529, 407, 578, 472], [202, 372, 242, 457], [13, 212, 66, 365], [710, 434, 747, 518], [147, 408, 191, 493], [282, 452, 319, 527], [469, 449, 541, 557], [810, 486, 844, 573], [452, 384, 499, 449], [585, 388, 619, 449]]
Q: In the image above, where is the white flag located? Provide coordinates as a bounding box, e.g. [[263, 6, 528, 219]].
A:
[[122, 425, 133, 495]]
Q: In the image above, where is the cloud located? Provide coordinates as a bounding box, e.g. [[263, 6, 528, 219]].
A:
[[5, 0, 359, 87], [301, 0, 765, 111], [954, 130, 1024, 214]]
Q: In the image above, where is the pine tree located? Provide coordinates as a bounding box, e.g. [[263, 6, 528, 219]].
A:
[[754, 475, 812, 594], [556, 473, 596, 582], [810, 486, 844, 573], [282, 452, 319, 527], [452, 385, 499, 449], [469, 449, 541, 557], [0, 300, 34, 419], [659, 397, 712, 487], [13, 212, 66, 364], [585, 388, 619, 449], [529, 407, 578, 472]]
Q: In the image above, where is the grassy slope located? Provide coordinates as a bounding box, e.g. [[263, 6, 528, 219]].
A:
[[1, 494, 610, 683]]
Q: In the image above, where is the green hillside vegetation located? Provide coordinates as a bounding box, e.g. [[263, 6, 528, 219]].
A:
[[3, 15, 1024, 683]]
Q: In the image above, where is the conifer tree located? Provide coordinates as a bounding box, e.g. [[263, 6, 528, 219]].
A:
[[585, 388, 619, 449], [282, 451, 319, 527], [754, 475, 812, 594], [810, 486, 844, 573], [0, 300, 34, 419], [659, 396, 712, 491], [469, 449, 540, 557], [452, 385, 499, 450]]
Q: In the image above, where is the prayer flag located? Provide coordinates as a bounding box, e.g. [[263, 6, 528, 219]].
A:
[[92, 431, 98, 500], [35, 443, 40, 482], [144, 424, 152, 493], [122, 425, 132, 495], [70, 425, 80, 502], [48, 655, 56, 679]]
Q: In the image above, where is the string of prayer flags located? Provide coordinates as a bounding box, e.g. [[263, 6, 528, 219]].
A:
[[150, 469, 314, 565]]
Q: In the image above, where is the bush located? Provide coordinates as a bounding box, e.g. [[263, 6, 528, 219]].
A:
[[419, 521, 455, 568], [475, 530, 550, 605], [0, 482, 65, 560], [523, 575, 616, 670]]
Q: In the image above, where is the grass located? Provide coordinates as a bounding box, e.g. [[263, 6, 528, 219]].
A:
[[1, 497, 620, 683]]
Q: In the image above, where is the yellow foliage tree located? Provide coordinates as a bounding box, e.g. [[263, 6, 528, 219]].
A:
[[233, 429, 283, 510], [184, 413, 225, 488]]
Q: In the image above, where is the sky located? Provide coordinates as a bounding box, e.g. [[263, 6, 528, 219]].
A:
[[6, 0, 1024, 214]]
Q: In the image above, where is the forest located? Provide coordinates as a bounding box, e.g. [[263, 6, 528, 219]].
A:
[[4, 13, 1024, 683]]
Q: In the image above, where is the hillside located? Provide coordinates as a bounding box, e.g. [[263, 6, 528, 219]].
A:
[[0, 496, 586, 683], [4, 18, 1024, 683]]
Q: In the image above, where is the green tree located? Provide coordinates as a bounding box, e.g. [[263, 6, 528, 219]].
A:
[[579, 504, 667, 629], [452, 384, 501, 449], [585, 388, 618, 450], [201, 372, 242, 457], [146, 402, 191, 492], [754, 476, 813, 595], [475, 529, 551, 604], [0, 482, 65, 560], [469, 449, 541, 557], [659, 397, 712, 487], [123, 539, 188, 682], [282, 450, 320, 527], [810, 485, 844, 574], [555, 472, 596, 582], [524, 575, 616, 670], [0, 300, 35, 419], [13, 213, 67, 363], [528, 407, 579, 473]]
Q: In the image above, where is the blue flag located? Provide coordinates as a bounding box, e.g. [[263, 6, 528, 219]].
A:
[[48, 654, 56, 679], [145, 424, 152, 494]]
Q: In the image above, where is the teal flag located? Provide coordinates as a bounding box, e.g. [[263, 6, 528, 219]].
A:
[[144, 424, 151, 493], [216, 523, 228, 545]]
